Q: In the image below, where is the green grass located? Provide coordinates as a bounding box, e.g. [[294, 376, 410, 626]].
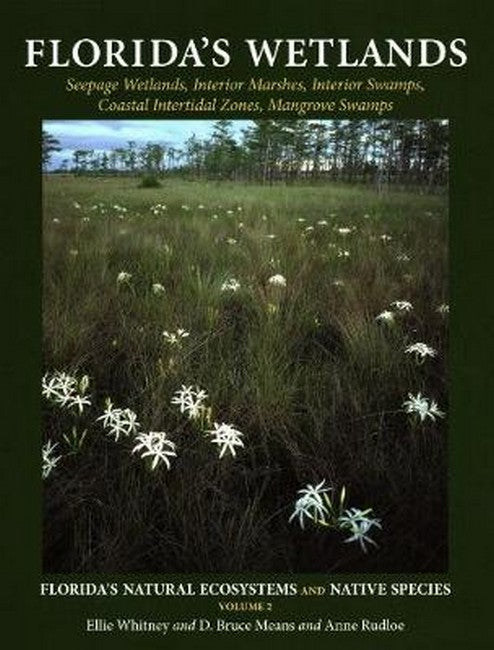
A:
[[42, 175, 448, 572]]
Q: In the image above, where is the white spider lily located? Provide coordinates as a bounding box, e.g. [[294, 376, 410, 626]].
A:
[[207, 422, 245, 458], [221, 278, 241, 292], [171, 385, 196, 413], [97, 400, 140, 441], [117, 271, 132, 284], [391, 300, 413, 312], [42, 439, 62, 479], [68, 394, 92, 414], [341, 517, 381, 553], [289, 496, 328, 529], [298, 479, 332, 505], [162, 328, 190, 345], [289, 480, 332, 529], [132, 431, 177, 470], [171, 385, 208, 420], [42, 371, 77, 405], [152, 283, 166, 295], [403, 392, 445, 422], [375, 310, 395, 324], [42, 371, 91, 413], [338, 507, 380, 529], [437, 303, 449, 315], [150, 203, 167, 215], [267, 274, 287, 287], [405, 342, 437, 361]]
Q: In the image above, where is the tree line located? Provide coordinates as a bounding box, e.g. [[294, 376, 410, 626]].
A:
[[43, 119, 448, 188]]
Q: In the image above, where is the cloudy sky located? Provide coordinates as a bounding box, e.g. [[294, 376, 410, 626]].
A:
[[43, 119, 251, 168]]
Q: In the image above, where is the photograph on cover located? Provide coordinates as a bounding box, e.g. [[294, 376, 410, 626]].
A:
[[42, 118, 448, 573]]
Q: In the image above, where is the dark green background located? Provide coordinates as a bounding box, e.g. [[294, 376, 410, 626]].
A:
[[1, 0, 492, 648]]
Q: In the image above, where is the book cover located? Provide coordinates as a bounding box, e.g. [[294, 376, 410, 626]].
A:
[[1, 0, 492, 647]]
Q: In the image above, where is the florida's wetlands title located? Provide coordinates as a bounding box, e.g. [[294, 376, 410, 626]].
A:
[[42, 117, 448, 573], [26, 37, 467, 68]]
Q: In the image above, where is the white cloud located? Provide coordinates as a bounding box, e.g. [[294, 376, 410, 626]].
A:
[[44, 119, 249, 149]]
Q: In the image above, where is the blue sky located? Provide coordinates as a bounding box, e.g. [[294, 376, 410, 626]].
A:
[[43, 119, 251, 168]]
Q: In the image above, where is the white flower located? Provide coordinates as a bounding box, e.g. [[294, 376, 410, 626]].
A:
[[337, 249, 350, 258], [152, 283, 165, 296], [317, 220, 328, 226], [150, 203, 167, 215], [405, 342, 437, 361], [380, 234, 392, 242], [336, 227, 352, 235], [117, 271, 132, 284], [162, 328, 190, 345], [339, 507, 382, 553], [403, 392, 445, 422], [226, 237, 237, 245], [437, 303, 449, 315], [42, 371, 91, 412], [267, 274, 287, 287], [132, 431, 177, 470], [171, 385, 208, 420], [170, 385, 195, 413], [375, 310, 395, 324], [289, 497, 325, 529], [68, 393, 92, 414], [341, 515, 381, 552], [297, 479, 332, 505], [207, 422, 245, 458], [332, 279, 345, 287], [289, 480, 332, 529], [391, 300, 413, 312], [97, 400, 140, 441], [42, 439, 62, 479], [221, 278, 241, 292], [338, 507, 380, 528], [42, 371, 77, 405]]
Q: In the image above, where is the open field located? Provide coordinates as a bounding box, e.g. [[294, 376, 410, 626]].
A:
[[42, 176, 448, 572]]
